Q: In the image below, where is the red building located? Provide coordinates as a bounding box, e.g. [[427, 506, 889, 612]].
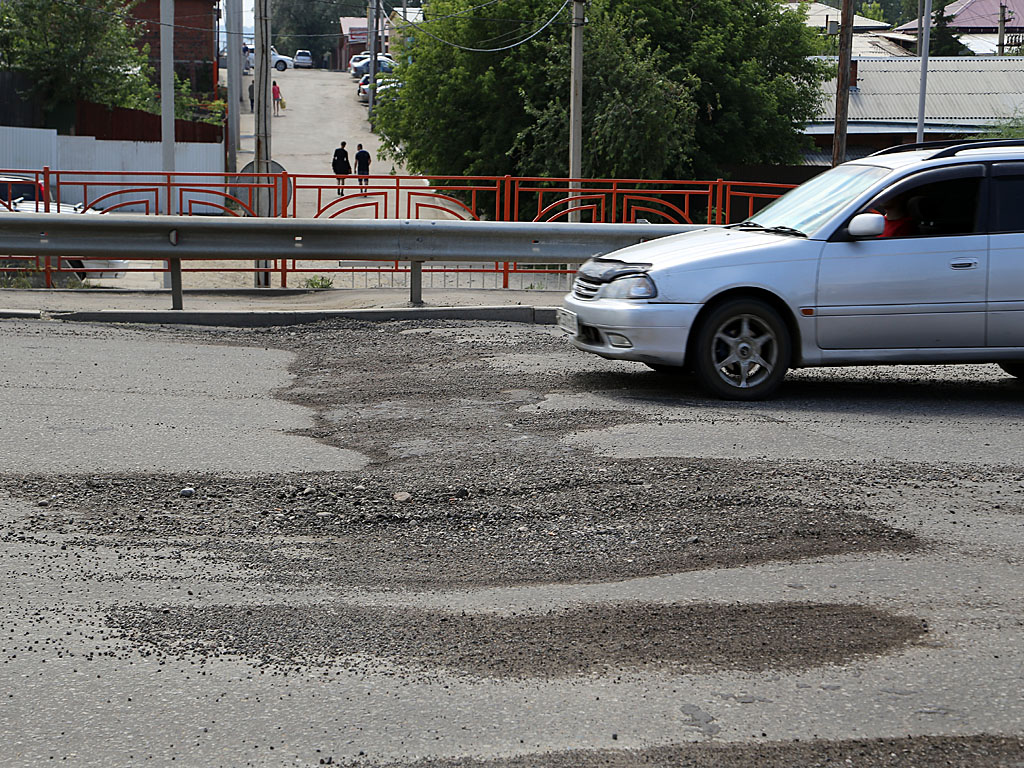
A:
[[133, 0, 219, 92]]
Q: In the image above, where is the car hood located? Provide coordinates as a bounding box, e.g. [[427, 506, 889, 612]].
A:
[[599, 226, 816, 274]]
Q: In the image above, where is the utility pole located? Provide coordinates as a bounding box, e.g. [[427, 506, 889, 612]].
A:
[[916, 0, 933, 142], [226, 0, 242, 174], [159, 0, 182, 303], [831, 0, 854, 167], [253, 0, 272, 285], [368, 0, 378, 117], [999, 2, 1007, 54], [568, 0, 584, 222]]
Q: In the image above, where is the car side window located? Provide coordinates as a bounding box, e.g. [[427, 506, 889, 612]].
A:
[[990, 168, 1024, 233], [869, 177, 982, 238]]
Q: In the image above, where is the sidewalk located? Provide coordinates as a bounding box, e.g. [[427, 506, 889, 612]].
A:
[[0, 287, 564, 326]]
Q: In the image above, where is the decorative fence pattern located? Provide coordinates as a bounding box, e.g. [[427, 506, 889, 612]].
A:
[[1, 168, 795, 289]]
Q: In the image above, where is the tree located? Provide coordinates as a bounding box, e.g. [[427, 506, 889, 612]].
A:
[[514, 9, 697, 179], [374, 0, 827, 182], [929, 0, 971, 55], [602, 0, 829, 177], [0, 0, 156, 122], [273, 0, 356, 65], [858, 1, 886, 22]]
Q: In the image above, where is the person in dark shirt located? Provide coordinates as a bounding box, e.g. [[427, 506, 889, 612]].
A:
[[354, 144, 372, 193], [331, 141, 351, 195]]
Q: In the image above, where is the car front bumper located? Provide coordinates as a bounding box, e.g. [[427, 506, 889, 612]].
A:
[[558, 293, 700, 367]]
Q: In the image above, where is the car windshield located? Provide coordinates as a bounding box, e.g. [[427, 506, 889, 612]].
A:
[[741, 164, 890, 236]]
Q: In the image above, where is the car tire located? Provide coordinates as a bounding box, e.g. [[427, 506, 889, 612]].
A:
[[692, 298, 791, 400], [275, 60, 286, 71], [998, 362, 1024, 379]]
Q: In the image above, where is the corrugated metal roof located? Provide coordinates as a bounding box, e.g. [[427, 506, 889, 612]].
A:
[[816, 56, 1024, 126], [784, 2, 890, 31], [895, 0, 1024, 31]]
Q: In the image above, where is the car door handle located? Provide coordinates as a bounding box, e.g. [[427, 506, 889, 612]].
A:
[[950, 259, 978, 270]]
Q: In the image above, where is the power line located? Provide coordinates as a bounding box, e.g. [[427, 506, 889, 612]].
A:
[[383, 0, 571, 52]]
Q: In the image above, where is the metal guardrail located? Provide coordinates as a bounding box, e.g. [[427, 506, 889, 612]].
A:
[[0, 213, 705, 308]]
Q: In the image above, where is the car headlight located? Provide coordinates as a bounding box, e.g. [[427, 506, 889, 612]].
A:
[[602, 274, 657, 299]]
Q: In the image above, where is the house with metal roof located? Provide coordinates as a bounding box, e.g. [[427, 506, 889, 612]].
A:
[[804, 56, 1024, 162], [784, 2, 912, 56], [895, 0, 1024, 54]]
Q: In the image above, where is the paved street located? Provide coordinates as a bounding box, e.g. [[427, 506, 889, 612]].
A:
[[1, 316, 1022, 766]]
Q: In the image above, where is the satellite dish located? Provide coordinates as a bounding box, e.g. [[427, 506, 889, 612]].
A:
[[230, 160, 292, 213]]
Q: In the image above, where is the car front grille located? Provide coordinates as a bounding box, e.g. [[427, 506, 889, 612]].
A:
[[573, 276, 601, 300]]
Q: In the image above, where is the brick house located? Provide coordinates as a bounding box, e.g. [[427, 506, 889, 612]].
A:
[[132, 0, 219, 93]]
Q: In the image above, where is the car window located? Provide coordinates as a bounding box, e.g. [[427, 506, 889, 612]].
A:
[[0, 182, 41, 202], [864, 176, 982, 238], [990, 164, 1024, 233], [743, 164, 889, 236]]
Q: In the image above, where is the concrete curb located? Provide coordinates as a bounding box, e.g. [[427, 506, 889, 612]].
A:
[[0, 309, 42, 319], [39, 305, 561, 327]]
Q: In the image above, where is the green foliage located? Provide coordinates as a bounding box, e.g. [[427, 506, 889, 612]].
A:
[[0, 0, 156, 115], [375, 0, 827, 181], [858, 1, 887, 22], [273, 0, 354, 64], [301, 275, 335, 289], [975, 112, 1024, 139], [515, 9, 697, 179], [929, 0, 971, 55], [603, 0, 828, 176]]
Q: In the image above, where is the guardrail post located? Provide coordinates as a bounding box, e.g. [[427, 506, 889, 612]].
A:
[[280, 258, 288, 288], [170, 258, 183, 309], [409, 261, 423, 305]]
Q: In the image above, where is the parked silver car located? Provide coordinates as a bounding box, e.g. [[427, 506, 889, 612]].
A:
[[0, 175, 128, 280], [558, 140, 1024, 399]]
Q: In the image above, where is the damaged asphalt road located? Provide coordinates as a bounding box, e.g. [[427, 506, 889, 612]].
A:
[[1, 317, 1023, 767]]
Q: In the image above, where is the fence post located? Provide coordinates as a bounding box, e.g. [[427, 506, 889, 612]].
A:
[[715, 179, 724, 225], [281, 259, 288, 288], [42, 166, 51, 213], [280, 171, 289, 217], [502, 261, 510, 289], [502, 175, 512, 222]]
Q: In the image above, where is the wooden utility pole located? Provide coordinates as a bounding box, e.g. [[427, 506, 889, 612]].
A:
[[916, 0, 933, 142], [254, 0, 272, 285], [999, 2, 1007, 54], [831, 0, 854, 166]]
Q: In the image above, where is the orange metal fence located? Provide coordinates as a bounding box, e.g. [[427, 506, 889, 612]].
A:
[[1, 168, 795, 288]]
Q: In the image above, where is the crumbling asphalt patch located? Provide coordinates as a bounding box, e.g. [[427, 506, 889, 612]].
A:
[[325, 735, 1024, 768], [106, 602, 926, 678], [6, 461, 917, 589]]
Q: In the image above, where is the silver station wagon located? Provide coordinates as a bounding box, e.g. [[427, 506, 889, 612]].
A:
[[558, 139, 1024, 399]]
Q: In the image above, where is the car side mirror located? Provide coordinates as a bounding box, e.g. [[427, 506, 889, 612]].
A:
[[848, 213, 885, 238]]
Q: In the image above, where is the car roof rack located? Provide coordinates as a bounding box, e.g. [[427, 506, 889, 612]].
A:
[[870, 138, 1024, 158]]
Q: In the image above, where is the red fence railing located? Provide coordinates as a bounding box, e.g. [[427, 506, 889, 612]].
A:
[[1, 168, 796, 288]]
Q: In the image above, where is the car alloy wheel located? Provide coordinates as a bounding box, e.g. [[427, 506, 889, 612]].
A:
[[694, 298, 790, 400]]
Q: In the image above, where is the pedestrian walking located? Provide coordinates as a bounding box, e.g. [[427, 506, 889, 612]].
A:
[[331, 141, 351, 195], [272, 80, 282, 116], [354, 144, 371, 193], [247, 81, 254, 112]]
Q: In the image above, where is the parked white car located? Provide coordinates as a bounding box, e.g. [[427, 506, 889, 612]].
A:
[[0, 175, 128, 280], [558, 139, 1024, 399], [293, 49, 313, 68], [246, 46, 294, 71]]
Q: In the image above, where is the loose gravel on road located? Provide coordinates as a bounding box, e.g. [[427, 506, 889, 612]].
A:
[[3, 316, 1024, 767]]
